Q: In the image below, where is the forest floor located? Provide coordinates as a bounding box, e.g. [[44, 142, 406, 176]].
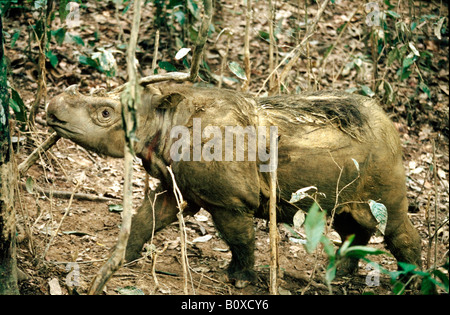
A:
[[3, 0, 449, 295]]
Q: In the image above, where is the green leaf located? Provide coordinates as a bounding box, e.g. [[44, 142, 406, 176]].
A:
[[117, 286, 144, 295], [108, 204, 123, 212], [10, 29, 20, 48], [46, 50, 59, 68], [68, 33, 85, 46], [397, 261, 418, 274], [431, 269, 449, 292], [52, 28, 66, 45], [9, 98, 20, 113], [344, 245, 387, 259], [325, 261, 337, 286], [337, 234, 355, 257], [187, 0, 200, 20], [10, 88, 27, 123], [419, 81, 431, 98], [25, 177, 34, 194], [399, 69, 412, 81], [387, 47, 399, 66], [303, 203, 325, 253], [386, 10, 401, 19], [420, 276, 436, 295], [360, 85, 375, 97], [79, 55, 100, 70], [368, 200, 388, 234], [59, 0, 70, 22], [402, 54, 416, 69], [392, 281, 406, 295], [321, 235, 336, 258], [228, 61, 247, 81], [173, 10, 186, 25], [158, 61, 177, 72], [258, 31, 270, 40]]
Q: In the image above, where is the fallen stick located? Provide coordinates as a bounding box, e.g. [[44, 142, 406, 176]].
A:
[[19, 182, 119, 202], [18, 132, 61, 177]]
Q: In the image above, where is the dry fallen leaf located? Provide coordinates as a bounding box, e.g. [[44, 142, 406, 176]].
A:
[[48, 278, 62, 295]]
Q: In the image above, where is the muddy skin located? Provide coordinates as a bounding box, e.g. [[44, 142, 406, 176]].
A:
[[46, 84, 422, 287]]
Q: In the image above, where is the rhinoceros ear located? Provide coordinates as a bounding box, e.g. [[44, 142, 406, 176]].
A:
[[153, 93, 185, 109]]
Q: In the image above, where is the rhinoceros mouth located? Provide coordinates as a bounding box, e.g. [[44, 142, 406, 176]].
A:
[[47, 114, 83, 137]]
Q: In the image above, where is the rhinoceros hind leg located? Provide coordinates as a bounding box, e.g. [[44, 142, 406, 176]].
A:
[[333, 212, 374, 274], [384, 197, 422, 270]]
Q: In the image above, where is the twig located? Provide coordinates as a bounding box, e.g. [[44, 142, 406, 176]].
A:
[[268, 0, 276, 95], [109, 0, 213, 94], [19, 182, 118, 202], [27, 1, 53, 126], [167, 165, 192, 295], [217, 28, 233, 88], [269, 167, 279, 295], [88, 0, 143, 295], [189, 0, 213, 82], [432, 139, 438, 269], [42, 176, 81, 260], [18, 132, 61, 177], [242, 0, 252, 92], [152, 30, 160, 74], [319, 5, 361, 81], [257, 0, 330, 95], [144, 30, 161, 196]]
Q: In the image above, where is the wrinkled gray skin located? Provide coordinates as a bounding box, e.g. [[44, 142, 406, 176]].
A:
[[46, 84, 421, 288]]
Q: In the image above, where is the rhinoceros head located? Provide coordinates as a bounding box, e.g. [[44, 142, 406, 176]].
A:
[[46, 85, 126, 157]]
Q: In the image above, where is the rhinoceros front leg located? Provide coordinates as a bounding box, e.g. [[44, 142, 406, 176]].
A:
[[210, 208, 256, 288], [125, 190, 180, 262]]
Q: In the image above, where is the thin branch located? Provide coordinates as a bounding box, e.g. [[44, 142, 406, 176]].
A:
[[319, 5, 362, 81], [242, 0, 252, 92], [42, 176, 81, 260], [269, 168, 279, 295], [189, 0, 213, 82], [109, 0, 213, 95], [88, 0, 143, 295], [18, 132, 61, 177], [19, 182, 118, 202], [167, 165, 192, 295], [268, 0, 276, 95], [257, 0, 330, 95]]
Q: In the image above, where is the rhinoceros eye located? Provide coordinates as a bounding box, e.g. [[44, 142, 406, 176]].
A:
[[97, 106, 114, 124], [102, 109, 110, 118]]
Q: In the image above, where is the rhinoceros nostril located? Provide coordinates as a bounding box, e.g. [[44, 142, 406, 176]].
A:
[[47, 113, 66, 125]]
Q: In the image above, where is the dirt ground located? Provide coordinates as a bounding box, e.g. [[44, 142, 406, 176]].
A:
[[3, 0, 449, 295]]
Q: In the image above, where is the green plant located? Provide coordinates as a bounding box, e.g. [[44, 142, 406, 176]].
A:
[[369, 2, 447, 106], [300, 203, 386, 293], [300, 202, 449, 295]]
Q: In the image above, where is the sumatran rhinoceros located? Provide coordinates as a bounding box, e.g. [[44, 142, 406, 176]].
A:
[[46, 84, 421, 287]]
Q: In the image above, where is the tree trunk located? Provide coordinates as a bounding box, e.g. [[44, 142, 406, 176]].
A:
[[0, 14, 19, 295]]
